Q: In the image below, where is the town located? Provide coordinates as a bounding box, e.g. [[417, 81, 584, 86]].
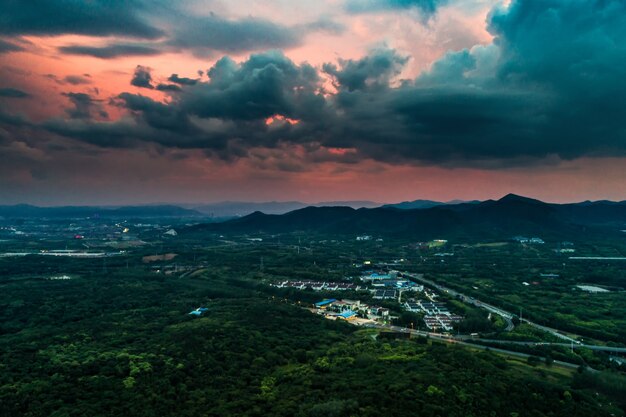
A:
[[272, 269, 466, 333]]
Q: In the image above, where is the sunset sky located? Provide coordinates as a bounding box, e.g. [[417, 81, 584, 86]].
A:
[[1, 0, 626, 205]]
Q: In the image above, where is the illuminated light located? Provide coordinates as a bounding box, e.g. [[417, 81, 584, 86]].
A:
[[265, 114, 300, 125], [326, 147, 357, 155]]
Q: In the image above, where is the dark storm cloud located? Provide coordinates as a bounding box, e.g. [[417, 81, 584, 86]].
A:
[[180, 51, 324, 121], [0, 87, 31, 98], [483, 0, 626, 159], [156, 83, 182, 92], [0, 0, 163, 38], [345, 0, 448, 17], [168, 74, 199, 86], [130, 66, 154, 89], [63, 92, 108, 120], [118, 93, 196, 134], [31, 51, 328, 157], [6, 0, 626, 170], [322, 48, 409, 91], [0, 39, 25, 54], [324, 0, 626, 165], [59, 43, 162, 58]]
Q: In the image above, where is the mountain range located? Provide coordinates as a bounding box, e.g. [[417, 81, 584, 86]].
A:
[[4, 196, 626, 241], [0, 199, 449, 219], [190, 200, 379, 217], [184, 194, 626, 239]]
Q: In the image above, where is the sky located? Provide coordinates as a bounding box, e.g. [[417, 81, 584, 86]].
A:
[[1, 0, 626, 205]]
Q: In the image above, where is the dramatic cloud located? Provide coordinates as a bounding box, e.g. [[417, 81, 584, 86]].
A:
[[180, 51, 324, 121], [0, 88, 31, 98], [23, 0, 626, 170], [323, 47, 409, 91], [130, 66, 154, 89], [59, 43, 162, 58], [0, 0, 163, 38]]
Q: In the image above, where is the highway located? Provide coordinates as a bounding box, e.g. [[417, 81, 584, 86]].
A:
[[465, 338, 626, 353], [401, 271, 578, 342], [370, 323, 585, 370]]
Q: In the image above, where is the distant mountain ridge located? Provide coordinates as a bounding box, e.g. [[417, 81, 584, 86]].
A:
[[0, 204, 203, 219], [0, 200, 380, 219], [185, 194, 626, 239], [382, 199, 481, 210], [191, 200, 379, 217]]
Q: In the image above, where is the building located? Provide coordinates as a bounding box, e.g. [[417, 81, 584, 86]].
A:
[[373, 289, 398, 300], [362, 272, 392, 281], [337, 310, 357, 320], [314, 299, 337, 309], [404, 302, 421, 312], [368, 306, 390, 318]]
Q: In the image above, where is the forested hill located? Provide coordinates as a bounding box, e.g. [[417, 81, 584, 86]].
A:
[[186, 194, 626, 239]]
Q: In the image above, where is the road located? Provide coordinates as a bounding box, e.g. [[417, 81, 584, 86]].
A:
[[370, 323, 585, 370], [464, 338, 626, 353], [401, 271, 578, 342]]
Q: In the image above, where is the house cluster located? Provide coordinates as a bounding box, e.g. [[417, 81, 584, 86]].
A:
[[512, 236, 545, 244], [272, 280, 362, 291], [373, 289, 398, 300], [313, 299, 390, 322], [362, 271, 423, 289], [358, 270, 425, 300], [370, 278, 423, 291], [404, 300, 463, 331], [422, 314, 463, 331], [361, 271, 397, 281]]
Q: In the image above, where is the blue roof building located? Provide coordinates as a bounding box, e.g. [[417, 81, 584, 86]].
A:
[[314, 299, 337, 308], [338, 310, 357, 320]]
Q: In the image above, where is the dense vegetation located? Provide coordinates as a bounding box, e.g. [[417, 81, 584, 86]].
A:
[[1, 244, 625, 417]]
